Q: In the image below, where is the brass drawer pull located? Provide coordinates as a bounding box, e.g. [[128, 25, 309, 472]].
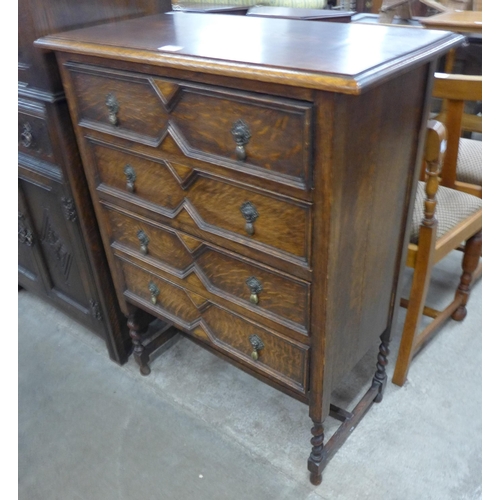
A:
[[246, 276, 263, 305], [21, 122, 33, 148], [249, 334, 264, 361], [105, 93, 119, 126], [148, 281, 159, 305], [231, 119, 251, 161], [240, 201, 259, 236], [124, 164, 136, 193], [137, 230, 150, 255]]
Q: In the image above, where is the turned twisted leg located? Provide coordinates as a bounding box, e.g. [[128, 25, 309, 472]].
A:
[[372, 336, 390, 403], [127, 310, 152, 376], [308, 422, 325, 485]]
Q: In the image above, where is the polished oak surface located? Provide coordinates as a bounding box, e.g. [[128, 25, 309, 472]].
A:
[[36, 12, 462, 93]]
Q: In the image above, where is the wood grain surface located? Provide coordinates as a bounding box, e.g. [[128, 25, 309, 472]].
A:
[[89, 140, 311, 261], [102, 205, 310, 332], [119, 257, 309, 392]]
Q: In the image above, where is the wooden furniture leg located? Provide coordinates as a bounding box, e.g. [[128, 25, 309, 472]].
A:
[[372, 335, 390, 402], [308, 423, 325, 485], [127, 309, 153, 376], [392, 239, 435, 387], [127, 308, 181, 376], [444, 48, 456, 73], [308, 332, 391, 485], [452, 231, 482, 321]]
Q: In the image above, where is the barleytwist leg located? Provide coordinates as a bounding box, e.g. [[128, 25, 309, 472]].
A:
[[127, 311, 151, 376], [372, 337, 390, 403], [308, 422, 325, 485], [452, 231, 482, 321]]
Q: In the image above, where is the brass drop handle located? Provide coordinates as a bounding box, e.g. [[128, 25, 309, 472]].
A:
[[148, 282, 159, 305], [21, 122, 33, 148], [105, 93, 119, 126], [137, 230, 149, 255], [246, 277, 263, 305], [249, 334, 264, 361], [240, 201, 259, 236], [124, 164, 136, 193], [231, 119, 251, 161]]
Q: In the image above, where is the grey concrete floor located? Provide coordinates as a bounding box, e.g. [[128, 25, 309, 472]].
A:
[[18, 250, 482, 500]]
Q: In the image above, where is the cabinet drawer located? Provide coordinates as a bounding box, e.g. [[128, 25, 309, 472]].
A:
[[66, 63, 313, 189], [91, 142, 311, 265], [18, 108, 54, 163], [103, 205, 310, 333], [119, 258, 309, 393], [66, 64, 169, 146]]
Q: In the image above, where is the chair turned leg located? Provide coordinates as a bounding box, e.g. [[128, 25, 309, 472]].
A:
[[127, 311, 151, 376], [452, 231, 482, 321], [392, 265, 432, 387], [308, 422, 325, 485]]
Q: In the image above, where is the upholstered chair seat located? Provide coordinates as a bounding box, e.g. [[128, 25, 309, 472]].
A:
[[456, 137, 482, 186], [410, 180, 482, 244]]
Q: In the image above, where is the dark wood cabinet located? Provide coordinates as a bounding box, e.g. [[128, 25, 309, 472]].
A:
[[38, 13, 462, 481], [18, 0, 172, 363]]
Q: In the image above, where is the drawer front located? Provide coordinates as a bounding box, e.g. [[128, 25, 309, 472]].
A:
[[156, 80, 313, 188], [66, 63, 312, 189], [18, 110, 54, 163], [67, 64, 170, 146], [103, 205, 310, 333], [119, 258, 309, 393], [90, 141, 311, 264]]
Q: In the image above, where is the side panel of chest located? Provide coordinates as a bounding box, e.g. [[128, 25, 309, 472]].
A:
[[314, 65, 432, 389]]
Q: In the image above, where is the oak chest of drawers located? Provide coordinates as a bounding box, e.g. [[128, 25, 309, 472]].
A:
[[36, 13, 462, 483]]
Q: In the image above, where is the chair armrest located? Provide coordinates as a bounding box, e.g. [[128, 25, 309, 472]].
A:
[[422, 120, 447, 226]]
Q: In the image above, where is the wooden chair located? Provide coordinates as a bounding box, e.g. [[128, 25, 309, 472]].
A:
[[420, 0, 473, 11], [379, 0, 414, 23], [433, 72, 482, 198], [392, 120, 482, 386]]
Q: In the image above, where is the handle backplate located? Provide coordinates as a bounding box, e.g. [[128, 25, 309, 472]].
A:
[[124, 164, 136, 193], [246, 276, 263, 305], [137, 230, 150, 255], [240, 201, 259, 236], [249, 334, 264, 361], [231, 119, 251, 161], [148, 281, 159, 305], [105, 93, 119, 126]]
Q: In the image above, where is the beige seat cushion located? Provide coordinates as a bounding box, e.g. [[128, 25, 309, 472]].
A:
[[456, 138, 482, 186], [410, 181, 482, 244]]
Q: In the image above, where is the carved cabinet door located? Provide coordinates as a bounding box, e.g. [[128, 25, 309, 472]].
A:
[[18, 170, 106, 337], [18, 183, 47, 296]]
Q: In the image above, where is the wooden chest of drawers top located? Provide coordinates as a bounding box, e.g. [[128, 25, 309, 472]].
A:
[[35, 12, 461, 93]]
